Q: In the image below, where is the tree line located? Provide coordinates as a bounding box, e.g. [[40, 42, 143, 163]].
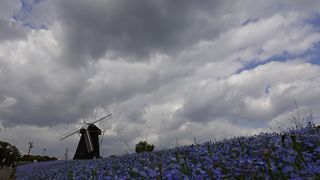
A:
[[0, 140, 57, 168]]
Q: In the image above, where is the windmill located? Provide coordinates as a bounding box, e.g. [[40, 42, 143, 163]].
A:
[[59, 114, 112, 159]]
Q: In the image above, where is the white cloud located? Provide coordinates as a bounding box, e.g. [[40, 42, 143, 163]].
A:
[[183, 12, 320, 69], [0, 96, 17, 110], [0, 0, 320, 158], [177, 61, 320, 125]]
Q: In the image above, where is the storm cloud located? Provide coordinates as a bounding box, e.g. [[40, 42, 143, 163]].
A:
[[54, 0, 230, 65], [0, 0, 320, 158]]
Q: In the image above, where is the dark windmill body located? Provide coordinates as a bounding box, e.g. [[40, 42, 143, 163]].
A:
[[60, 114, 112, 160], [74, 124, 101, 159]]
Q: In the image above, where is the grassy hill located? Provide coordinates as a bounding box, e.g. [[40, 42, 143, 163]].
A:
[[16, 125, 320, 179]]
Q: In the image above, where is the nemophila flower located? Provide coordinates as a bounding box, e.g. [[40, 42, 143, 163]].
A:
[[314, 147, 320, 153], [282, 165, 294, 174], [282, 155, 296, 164], [15, 127, 320, 179]]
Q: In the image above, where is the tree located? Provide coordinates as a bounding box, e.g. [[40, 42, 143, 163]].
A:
[[0, 141, 21, 168], [135, 141, 154, 153]]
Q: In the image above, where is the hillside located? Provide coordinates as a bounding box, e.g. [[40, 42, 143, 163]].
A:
[[16, 126, 320, 179]]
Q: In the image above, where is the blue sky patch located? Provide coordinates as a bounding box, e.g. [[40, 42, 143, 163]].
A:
[[306, 12, 320, 30], [236, 42, 320, 74], [13, 0, 48, 30], [307, 42, 320, 65], [235, 52, 290, 74], [241, 18, 259, 26], [20, 0, 34, 13], [265, 84, 271, 94], [236, 15, 320, 74]]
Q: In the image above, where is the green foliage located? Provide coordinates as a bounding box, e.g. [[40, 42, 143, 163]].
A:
[[19, 155, 57, 162], [0, 141, 21, 167], [68, 169, 73, 180], [135, 141, 154, 153]]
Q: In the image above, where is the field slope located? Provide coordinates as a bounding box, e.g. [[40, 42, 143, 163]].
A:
[[16, 126, 320, 179]]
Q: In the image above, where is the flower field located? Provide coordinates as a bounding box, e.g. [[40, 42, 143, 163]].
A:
[[16, 126, 320, 179]]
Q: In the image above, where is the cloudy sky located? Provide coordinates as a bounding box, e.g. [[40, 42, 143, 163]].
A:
[[0, 0, 320, 159]]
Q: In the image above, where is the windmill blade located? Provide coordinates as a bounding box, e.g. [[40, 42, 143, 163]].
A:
[[124, 140, 134, 153], [59, 124, 84, 140], [59, 129, 80, 141], [91, 114, 112, 124], [84, 129, 94, 152], [60, 125, 82, 137], [99, 130, 105, 146]]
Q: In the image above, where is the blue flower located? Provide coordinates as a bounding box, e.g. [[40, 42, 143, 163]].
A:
[[15, 127, 320, 179]]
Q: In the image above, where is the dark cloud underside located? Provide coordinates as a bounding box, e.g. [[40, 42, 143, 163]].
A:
[[57, 0, 227, 65]]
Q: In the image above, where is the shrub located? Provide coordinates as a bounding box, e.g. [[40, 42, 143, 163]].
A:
[[135, 141, 154, 153], [19, 155, 57, 162]]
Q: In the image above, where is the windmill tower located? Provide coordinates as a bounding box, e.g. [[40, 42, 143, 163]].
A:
[[59, 114, 112, 159]]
